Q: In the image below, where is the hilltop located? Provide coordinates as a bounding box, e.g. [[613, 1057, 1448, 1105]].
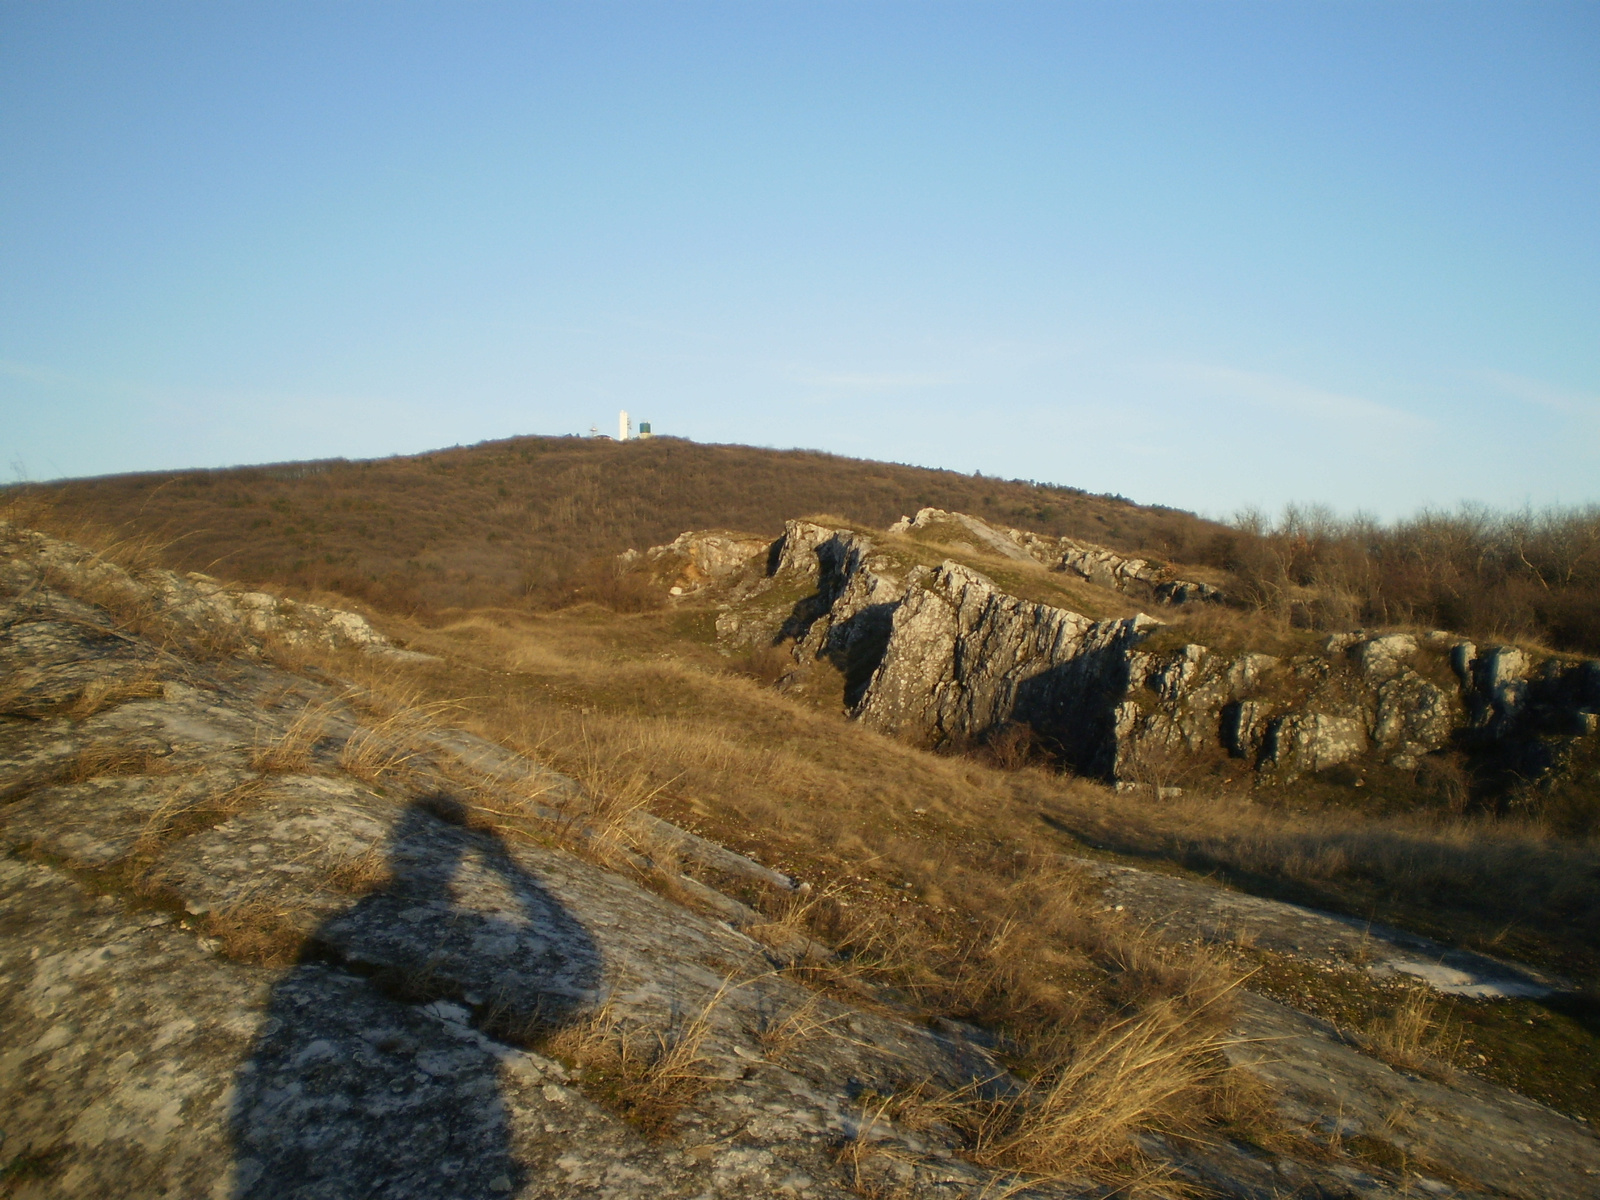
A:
[[7, 436, 1222, 613]]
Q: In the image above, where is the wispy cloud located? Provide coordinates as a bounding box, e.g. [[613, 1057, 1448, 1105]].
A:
[[1156, 363, 1432, 433], [1476, 368, 1600, 421], [795, 369, 956, 392], [0, 358, 93, 389]]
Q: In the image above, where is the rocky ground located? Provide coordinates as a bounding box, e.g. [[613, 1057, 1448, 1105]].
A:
[[3, 523, 1600, 1199], [1077, 857, 1598, 1197]]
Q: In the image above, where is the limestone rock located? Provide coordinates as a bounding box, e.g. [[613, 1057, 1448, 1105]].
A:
[[0, 521, 422, 661], [644, 531, 770, 594], [1261, 711, 1369, 776], [1354, 632, 1418, 681], [707, 516, 1600, 791], [855, 561, 1153, 775], [8, 523, 1600, 1199], [0, 527, 1016, 1200], [1372, 669, 1456, 751], [890, 507, 1224, 605]]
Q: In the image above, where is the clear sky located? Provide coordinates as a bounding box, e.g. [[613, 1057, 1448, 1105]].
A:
[[2, 2, 1596, 519]]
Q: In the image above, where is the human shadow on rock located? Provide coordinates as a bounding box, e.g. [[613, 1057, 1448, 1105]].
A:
[[230, 796, 602, 1199]]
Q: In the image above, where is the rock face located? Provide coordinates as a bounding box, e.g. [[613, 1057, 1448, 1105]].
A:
[[854, 561, 1154, 778], [709, 516, 1600, 790], [634, 531, 773, 597]]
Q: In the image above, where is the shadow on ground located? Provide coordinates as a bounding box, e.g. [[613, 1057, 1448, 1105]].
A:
[[230, 797, 601, 1199]]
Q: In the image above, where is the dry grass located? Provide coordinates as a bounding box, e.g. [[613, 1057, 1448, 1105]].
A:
[[16, 482, 1600, 1190], [64, 742, 176, 784], [1028, 782, 1600, 977], [541, 985, 728, 1137], [132, 778, 264, 860], [875, 944, 1245, 1191], [1361, 989, 1461, 1076], [914, 999, 1232, 1186], [201, 896, 308, 967], [36, 548, 247, 663], [0, 668, 47, 717], [754, 989, 841, 1061], [323, 844, 392, 896], [249, 702, 334, 772], [62, 672, 166, 720], [1144, 601, 1323, 659], [248, 610, 1264, 1187], [2, 519, 1275, 1188], [731, 640, 799, 686], [743, 888, 834, 967], [336, 718, 434, 786], [831, 1095, 918, 1200]]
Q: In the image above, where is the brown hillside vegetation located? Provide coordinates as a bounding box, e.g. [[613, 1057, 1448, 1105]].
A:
[[15, 436, 1600, 657], [7, 436, 1221, 614]]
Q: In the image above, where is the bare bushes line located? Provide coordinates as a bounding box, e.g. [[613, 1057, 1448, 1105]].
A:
[[1195, 502, 1600, 655]]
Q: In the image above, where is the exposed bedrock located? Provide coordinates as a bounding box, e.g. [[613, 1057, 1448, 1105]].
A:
[[889, 506, 1226, 604], [855, 561, 1153, 778], [717, 518, 1600, 789]]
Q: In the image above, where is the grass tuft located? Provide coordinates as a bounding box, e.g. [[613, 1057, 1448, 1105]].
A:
[[542, 984, 730, 1136], [249, 702, 334, 772]]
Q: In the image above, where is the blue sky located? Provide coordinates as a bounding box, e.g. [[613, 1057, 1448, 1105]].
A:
[[2, 2, 1596, 519]]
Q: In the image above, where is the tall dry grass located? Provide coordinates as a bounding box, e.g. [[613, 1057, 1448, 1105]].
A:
[[538, 984, 729, 1137], [49, 517, 1584, 1185], [908, 996, 1236, 1186], [249, 702, 335, 772], [263, 608, 1269, 1186], [374, 609, 1599, 975], [1361, 989, 1462, 1077]]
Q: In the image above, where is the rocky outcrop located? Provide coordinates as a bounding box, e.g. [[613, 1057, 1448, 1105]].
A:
[[0, 526, 1014, 1199], [855, 561, 1154, 777], [633, 530, 770, 596], [889, 507, 1225, 605], [709, 522, 910, 702], [716, 517, 1600, 791], [0, 521, 422, 661]]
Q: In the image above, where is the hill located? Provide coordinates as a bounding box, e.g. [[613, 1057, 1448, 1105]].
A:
[[6, 436, 1222, 613]]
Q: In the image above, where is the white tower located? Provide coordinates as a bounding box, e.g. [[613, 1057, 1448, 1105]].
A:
[[618, 409, 630, 441]]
